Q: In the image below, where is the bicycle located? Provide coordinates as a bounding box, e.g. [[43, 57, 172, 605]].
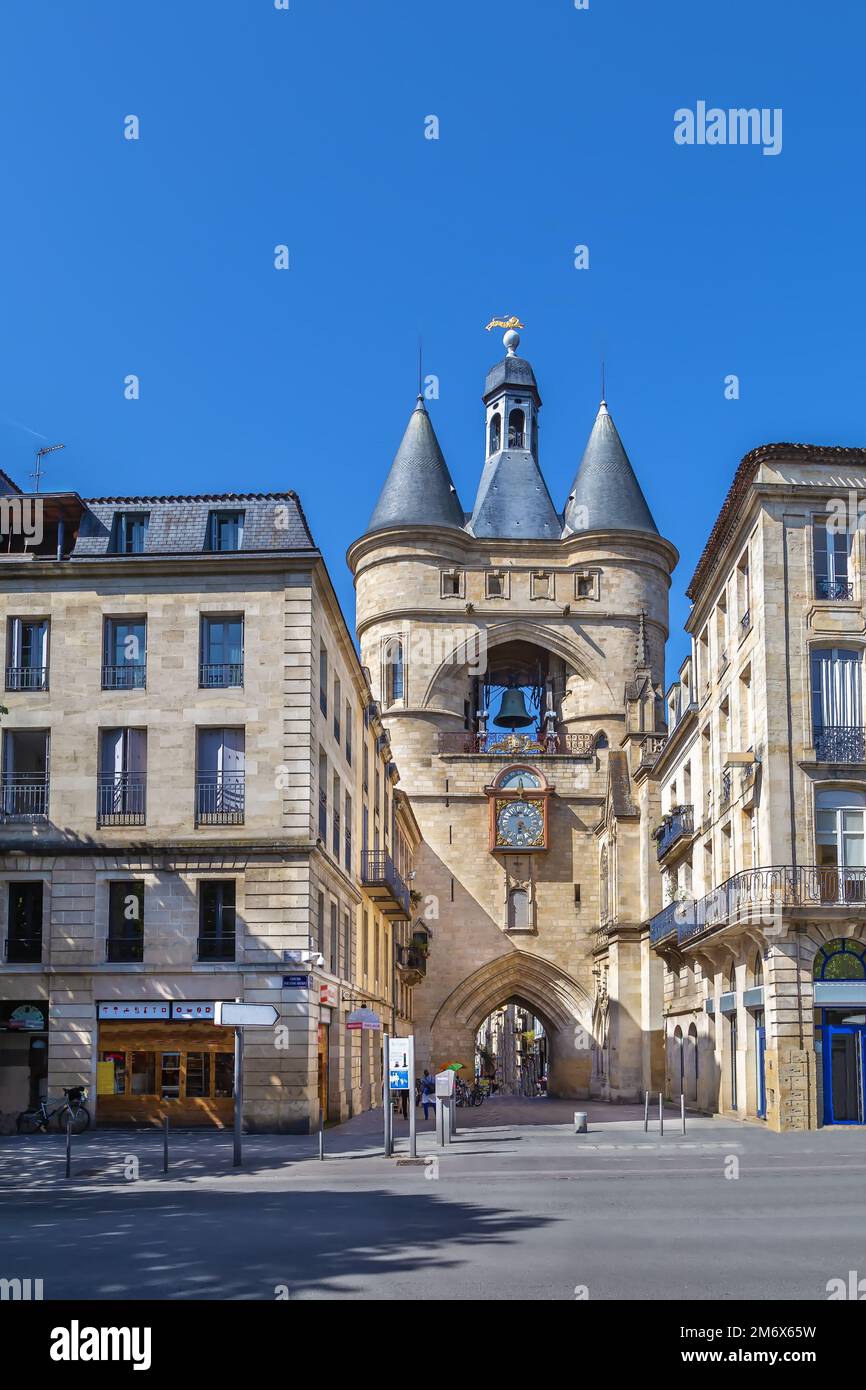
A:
[[17, 1086, 90, 1135]]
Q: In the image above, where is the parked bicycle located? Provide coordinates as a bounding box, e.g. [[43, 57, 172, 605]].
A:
[[17, 1086, 90, 1135]]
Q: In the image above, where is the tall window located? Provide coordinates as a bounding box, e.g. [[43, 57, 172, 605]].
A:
[[319, 644, 328, 717], [811, 648, 863, 761], [198, 881, 236, 961], [206, 510, 244, 552], [103, 618, 146, 689], [1, 729, 50, 820], [110, 512, 149, 555], [345, 702, 353, 765], [6, 881, 42, 963], [107, 881, 144, 963], [330, 901, 338, 975], [333, 676, 341, 743], [196, 728, 245, 825], [816, 788, 866, 902], [98, 728, 147, 826], [6, 618, 49, 691], [344, 791, 352, 872], [488, 412, 501, 455], [814, 517, 851, 600], [362, 908, 369, 977], [384, 637, 404, 704], [200, 615, 244, 687], [318, 749, 328, 840], [332, 771, 341, 857]]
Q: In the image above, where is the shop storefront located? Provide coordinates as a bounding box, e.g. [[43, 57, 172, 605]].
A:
[[97, 1001, 235, 1127], [0, 1000, 49, 1118], [814, 941, 866, 1126]]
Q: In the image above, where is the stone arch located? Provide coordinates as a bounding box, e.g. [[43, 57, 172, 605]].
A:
[[428, 949, 593, 1098], [420, 618, 600, 710]]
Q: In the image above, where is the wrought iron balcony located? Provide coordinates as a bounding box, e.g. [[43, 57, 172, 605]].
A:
[[97, 773, 146, 827], [741, 610, 751, 635], [362, 852, 410, 918], [816, 577, 853, 601], [1, 773, 49, 820], [654, 806, 695, 860], [438, 730, 595, 758], [720, 771, 732, 809], [102, 663, 146, 690], [649, 865, 866, 951], [813, 725, 866, 763], [199, 662, 244, 688], [106, 934, 144, 963], [195, 772, 245, 826], [5, 665, 48, 692], [396, 943, 427, 983], [4, 934, 42, 963]]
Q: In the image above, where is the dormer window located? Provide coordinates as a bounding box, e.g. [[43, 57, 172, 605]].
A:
[[508, 408, 525, 449], [206, 510, 244, 553], [110, 512, 149, 555], [488, 413, 501, 456]]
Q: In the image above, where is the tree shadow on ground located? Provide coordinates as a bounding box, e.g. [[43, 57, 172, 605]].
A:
[[0, 1184, 556, 1299]]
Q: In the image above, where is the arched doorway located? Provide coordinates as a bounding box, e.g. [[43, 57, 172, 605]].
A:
[[685, 1023, 698, 1104], [428, 951, 593, 1099], [815, 936, 866, 1124]]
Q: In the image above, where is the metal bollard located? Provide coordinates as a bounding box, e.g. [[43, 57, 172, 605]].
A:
[[681, 1092, 686, 1135], [644, 1090, 649, 1132], [163, 1115, 169, 1174], [573, 1111, 588, 1134], [65, 1114, 72, 1179], [658, 1092, 664, 1137], [318, 1104, 325, 1160]]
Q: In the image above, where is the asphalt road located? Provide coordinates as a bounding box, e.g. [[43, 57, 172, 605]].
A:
[[0, 1098, 863, 1301]]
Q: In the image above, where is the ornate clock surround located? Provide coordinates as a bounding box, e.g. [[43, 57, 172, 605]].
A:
[[487, 763, 551, 853]]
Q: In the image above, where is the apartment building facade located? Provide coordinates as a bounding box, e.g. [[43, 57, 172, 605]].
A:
[[648, 441, 866, 1130], [0, 477, 419, 1132]]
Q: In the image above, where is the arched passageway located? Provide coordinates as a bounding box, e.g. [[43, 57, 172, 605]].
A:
[[428, 952, 592, 1098]]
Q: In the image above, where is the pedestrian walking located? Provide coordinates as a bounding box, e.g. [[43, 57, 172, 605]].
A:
[[420, 1069, 436, 1120]]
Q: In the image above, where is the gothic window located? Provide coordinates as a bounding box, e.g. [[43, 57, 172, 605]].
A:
[[383, 637, 404, 705], [508, 408, 525, 449], [489, 413, 501, 455], [753, 951, 764, 987], [507, 888, 530, 931]]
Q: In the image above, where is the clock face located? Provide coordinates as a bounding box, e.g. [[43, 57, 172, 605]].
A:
[[496, 798, 544, 849]]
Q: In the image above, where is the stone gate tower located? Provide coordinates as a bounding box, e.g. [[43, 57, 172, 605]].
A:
[[347, 330, 678, 1099]]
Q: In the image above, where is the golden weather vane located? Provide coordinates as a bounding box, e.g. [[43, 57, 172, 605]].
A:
[[485, 316, 524, 332]]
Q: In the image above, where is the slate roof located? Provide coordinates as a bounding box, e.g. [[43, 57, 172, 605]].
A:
[[469, 448, 562, 540], [563, 402, 658, 537], [71, 491, 315, 557], [483, 354, 541, 406], [365, 397, 465, 534]]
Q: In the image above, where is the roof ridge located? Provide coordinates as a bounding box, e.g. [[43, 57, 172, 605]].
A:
[[83, 491, 300, 505]]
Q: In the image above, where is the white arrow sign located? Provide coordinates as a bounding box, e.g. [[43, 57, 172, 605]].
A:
[[214, 1002, 279, 1027]]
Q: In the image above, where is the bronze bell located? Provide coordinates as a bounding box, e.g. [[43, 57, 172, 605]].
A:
[[493, 687, 533, 729]]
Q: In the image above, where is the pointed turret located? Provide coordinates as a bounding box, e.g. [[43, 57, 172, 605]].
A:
[[365, 396, 465, 534], [562, 401, 658, 537], [469, 329, 561, 539]]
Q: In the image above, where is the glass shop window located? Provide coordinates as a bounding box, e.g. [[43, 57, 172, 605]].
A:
[[161, 1051, 181, 1099], [131, 1052, 156, 1095], [185, 1052, 211, 1098], [214, 1053, 234, 1098]]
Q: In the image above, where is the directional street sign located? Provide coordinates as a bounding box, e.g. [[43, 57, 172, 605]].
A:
[[214, 1002, 279, 1027]]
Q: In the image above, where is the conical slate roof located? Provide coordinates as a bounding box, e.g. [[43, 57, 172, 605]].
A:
[[366, 397, 465, 534], [563, 402, 658, 536], [469, 448, 561, 539]]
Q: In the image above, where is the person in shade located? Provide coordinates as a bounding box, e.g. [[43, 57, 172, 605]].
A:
[[420, 1069, 436, 1120]]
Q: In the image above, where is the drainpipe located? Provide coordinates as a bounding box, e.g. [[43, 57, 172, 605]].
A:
[[783, 522, 809, 1126]]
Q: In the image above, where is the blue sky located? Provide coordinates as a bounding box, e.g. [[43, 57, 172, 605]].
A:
[[0, 0, 863, 673]]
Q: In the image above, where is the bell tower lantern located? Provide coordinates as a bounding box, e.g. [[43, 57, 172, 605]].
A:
[[483, 328, 541, 462]]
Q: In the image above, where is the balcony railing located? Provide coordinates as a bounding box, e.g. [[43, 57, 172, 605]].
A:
[[816, 577, 853, 601], [438, 730, 595, 758], [197, 933, 236, 962], [5, 665, 48, 692], [396, 943, 427, 981], [97, 773, 146, 827], [106, 934, 144, 963], [362, 852, 411, 918], [649, 865, 866, 950], [1, 773, 49, 820], [195, 772, 245, 826], [654, 806, 694, 860], [199, 662, 244, 688], [102, 663, 146, 690], [720, 771, 732, 809], [741, 610, 751, 635], [4, 934, 42, 963], [813, 726, 866, 763]]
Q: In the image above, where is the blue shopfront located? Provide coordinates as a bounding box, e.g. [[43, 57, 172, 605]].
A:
[[814, 940, 866, 1126]]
